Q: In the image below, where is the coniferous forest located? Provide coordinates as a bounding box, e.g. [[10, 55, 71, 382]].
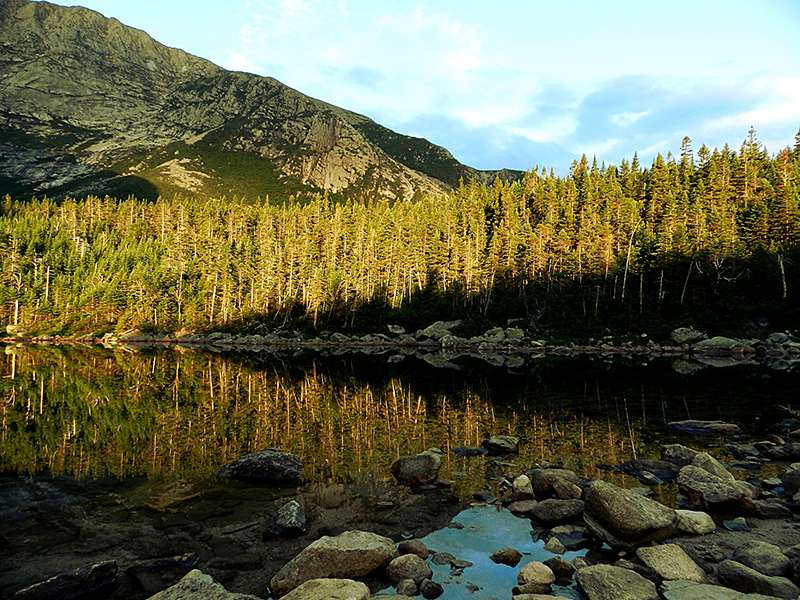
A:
[[2, 130, 800, 340]]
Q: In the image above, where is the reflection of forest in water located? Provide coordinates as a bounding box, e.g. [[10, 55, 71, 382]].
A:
[[1, 344, 796, 487]]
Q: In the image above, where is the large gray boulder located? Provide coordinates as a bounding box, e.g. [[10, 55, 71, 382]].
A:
[[268, 530, 398, 595], [575, 564, 658, 600], [583, 480, 679, 550], [390, 448, 442, 485], [147, 570, 261, 600], [215, 448, 303, 482], [279, 578, 369, 600], [717, 559, 800, 599], [732, 541, 793, 578]]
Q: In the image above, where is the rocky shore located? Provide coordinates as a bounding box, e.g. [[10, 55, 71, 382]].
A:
[[8, 419, 800, 600], [4, 323, 800, 369]]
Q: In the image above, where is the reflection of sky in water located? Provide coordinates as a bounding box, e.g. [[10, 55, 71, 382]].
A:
[[406, 505, 585, 600]]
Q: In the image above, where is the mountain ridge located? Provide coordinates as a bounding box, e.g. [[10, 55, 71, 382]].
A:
[[0, 0, 524, 202]]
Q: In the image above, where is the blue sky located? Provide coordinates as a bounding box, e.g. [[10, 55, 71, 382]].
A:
[[52, 0, 800, 174]]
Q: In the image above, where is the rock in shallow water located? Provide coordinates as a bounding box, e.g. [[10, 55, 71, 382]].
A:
[[215, 448, 303, 482]]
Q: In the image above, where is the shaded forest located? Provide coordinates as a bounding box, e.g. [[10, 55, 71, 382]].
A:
[[1, 129, 799, 339]]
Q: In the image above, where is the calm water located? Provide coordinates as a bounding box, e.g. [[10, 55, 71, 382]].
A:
[[1, 343, 798, 599], [2, 343, 796, 487]]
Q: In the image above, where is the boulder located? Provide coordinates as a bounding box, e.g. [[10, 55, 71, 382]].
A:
[[543, 556, 575, 579], [421, 320, 462, 339], [390, 448, 442, 485], [677, 465, 756, 509], [583, 480, 679, 550], [513, 474, 534, 496], [676, 509, 716, 535], [280, 578, 369, 600], [269, 500, 306, 536], [419, 578, 443, 599], [385, 554, 433, 585], [635, 544, 706, 583], [529, 468, 582, 497], [8, 561, 118, 600], [661, 444, 700, 467], [531, 498, 584, 526], [575, 564, 658, 600], [517, 561, 555, 586], [147, 569, 261, 600], [215, 448, 303, 482], [717, 559, 800, 599], [507, 499, 538, 515], [671, 327, 706, 344], [268, 530, 398, 595], [732, 541, 793, 578], [397, 539, 428, 559], [481, 434, 519, 454], [780, 463, 800, 496]]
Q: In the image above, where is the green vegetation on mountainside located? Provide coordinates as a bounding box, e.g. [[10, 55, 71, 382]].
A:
[[1, 129, 799, 339]]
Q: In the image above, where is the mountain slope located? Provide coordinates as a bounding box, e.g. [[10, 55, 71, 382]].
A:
[[0, 0, 523, 202]]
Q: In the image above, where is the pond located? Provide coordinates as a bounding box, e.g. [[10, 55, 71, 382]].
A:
[[0, 343, 797, 598]]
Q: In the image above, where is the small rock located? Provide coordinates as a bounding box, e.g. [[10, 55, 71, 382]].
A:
[[148, 569, 261, 600], [575, 564, 658, 600], [395, 578, 418, 596], [280, 578, 369, 600], [543, 537, 566, 555], [269, 500, 306, 536], [397, 539, 429, 559], [636, 544, 706, 583], [419, 578, 444, 599], [490, 547, 522, 567], [390, 448, 443, 485], [430, 552, 456, 566], [676, 509, 716, 535], [543, 556, 575, 579], [386, 554, 433, 585], [723, 517, 751, 532]]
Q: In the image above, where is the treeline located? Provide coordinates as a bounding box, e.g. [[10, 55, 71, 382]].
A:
[[1, 129, 799, 337]]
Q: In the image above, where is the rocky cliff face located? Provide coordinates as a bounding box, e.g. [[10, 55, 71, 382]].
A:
[[0, 0, 522, 202]]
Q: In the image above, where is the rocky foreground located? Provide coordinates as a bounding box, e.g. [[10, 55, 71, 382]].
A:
[[11, 421, 800, 600]]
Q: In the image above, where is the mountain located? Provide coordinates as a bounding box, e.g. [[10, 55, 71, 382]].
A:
[[0, 0, 523, 203]]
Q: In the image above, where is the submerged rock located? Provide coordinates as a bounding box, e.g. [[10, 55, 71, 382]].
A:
[[215, 448, 304, 482]]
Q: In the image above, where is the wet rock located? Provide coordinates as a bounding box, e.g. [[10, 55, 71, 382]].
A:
[[489, 547, 522, 567], [8, 561, 117, 600], [636, 544, 706, 583], [269, 500, 306, 536], [385, 554, 432, 585], [617, 459, 681, 483], [419, 578, 443, 599], [395, 578, 418, 596], [583, 480, 679, 550], [147, 569, 261, 599], [390, 448, 443, 485], [450, 445, 487, 457], [676, 509, 716, 535], [268, 530, 398, 595], [430, 551, 456, 566], [507, 499, 537, 515], [531, 498, 584, 526], [397, 539, 428, 559], [717, 559, 800, 598], [668, 420, 741, 436], [215, 448, 303, 482], [543, 536, 566, 554], [281, 578, 369, 600], [543, 556, 575, 579], [575, 564, 658, 600], [549, 524, 594, 551], [732, 540, 793, 578], [481, 434, 519, 454]]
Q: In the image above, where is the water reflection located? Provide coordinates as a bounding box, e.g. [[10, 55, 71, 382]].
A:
[[1, 344, 795, 491]]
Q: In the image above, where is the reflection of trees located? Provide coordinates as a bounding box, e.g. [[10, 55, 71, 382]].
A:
[[0, 346, 642, 483]]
